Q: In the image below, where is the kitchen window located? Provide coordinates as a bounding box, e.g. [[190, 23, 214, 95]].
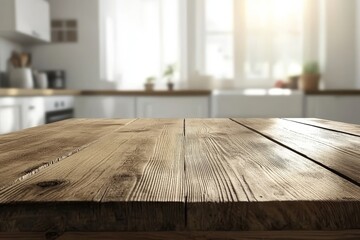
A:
[[101, 0, 180, 89], [195, 0, 304, 87], [243, 0, 304, 84], [101, 0, 307, 89], [203, 0, 234, 79]]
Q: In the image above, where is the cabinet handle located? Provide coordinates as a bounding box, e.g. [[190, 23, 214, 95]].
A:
[[28, 106, 35, 110]]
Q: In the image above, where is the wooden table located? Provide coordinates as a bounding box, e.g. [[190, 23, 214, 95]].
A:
[[0, 118, 359, 239]]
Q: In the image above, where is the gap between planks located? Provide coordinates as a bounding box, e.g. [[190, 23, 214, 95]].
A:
[[0, 119, 138, 192], [2, 118, 359, 232], [282, 118, 360, 138], [230, 118, 360, 188]]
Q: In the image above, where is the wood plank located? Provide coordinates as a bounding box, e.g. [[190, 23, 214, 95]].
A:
[[0, 119, 185, 232], [233, 118, 360, 185], [185, 119, 360, 231], [57, 231, 360, 240], [0, 233, 46, 240], [0, 119, 134, 189], [285, 118, 360, 136]]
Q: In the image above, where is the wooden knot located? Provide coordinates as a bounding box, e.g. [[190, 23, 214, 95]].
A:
[[37, 180, 66, 188]]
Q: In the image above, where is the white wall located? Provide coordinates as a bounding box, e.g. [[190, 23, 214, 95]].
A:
[[323, 0, 357, 89], [29, 0, 115, 90], [0, 37, 22, 72]]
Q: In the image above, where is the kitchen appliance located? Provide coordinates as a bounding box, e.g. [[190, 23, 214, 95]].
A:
[[9, 68, 34, 89], [45, 96, 74, 124], [34, 72, 48, 89], [45, 70, 66, 89]]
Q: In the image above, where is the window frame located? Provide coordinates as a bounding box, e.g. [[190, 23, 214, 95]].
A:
[[183, 0, 308, 89]]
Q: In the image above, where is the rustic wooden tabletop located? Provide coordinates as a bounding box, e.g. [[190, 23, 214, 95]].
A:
[[0, 118, 359, 239]]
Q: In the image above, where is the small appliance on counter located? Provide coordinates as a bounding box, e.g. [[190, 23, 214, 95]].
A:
[[45, 70, 66, 89], [7, 52, 34, 89], [34, 71, 48, 89]]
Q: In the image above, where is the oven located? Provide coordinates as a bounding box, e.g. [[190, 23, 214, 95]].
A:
[[45, 96, 75, 124]]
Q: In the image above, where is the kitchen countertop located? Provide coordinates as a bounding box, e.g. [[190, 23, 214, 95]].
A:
[[0, 88, 82, 96], [305, 90, 360, 95], [0, 88, 211, 97], [1, 88, 360, 97], [0, 118, 359, 238], [80, 89, 212, 96]]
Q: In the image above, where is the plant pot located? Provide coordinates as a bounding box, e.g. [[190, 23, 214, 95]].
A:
[[145, 83, 154, 91], [287, 75, 300, 90], [299, 74, 321, 91], [167, 82, 174, 91]]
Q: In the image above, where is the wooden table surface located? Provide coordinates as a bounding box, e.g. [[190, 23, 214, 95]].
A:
[[0, 118, 360, 239]]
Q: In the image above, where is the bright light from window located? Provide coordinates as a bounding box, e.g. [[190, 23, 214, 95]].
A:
[[204, 0, 234, 79], [245, 0, 304, 82]]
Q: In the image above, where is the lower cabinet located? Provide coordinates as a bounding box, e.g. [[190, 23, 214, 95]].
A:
[[22, 97, 45, 129], [212, 91, 304, 118], [0, 97, 45, 134], [306, 96, 360, 124], [75, 96, 136, 118], [136, 96, 210, 118], [0, 98, 23, 134], [76, 96, 210, 119]]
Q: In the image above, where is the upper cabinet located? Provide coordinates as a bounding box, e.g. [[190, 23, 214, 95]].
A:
[[0, 0, 50, 43]]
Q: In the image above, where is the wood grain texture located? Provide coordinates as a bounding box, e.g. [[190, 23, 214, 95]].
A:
[[0, 118, 360, 233], [233, 118, 360, 185], [2, 231, 360, 240], [57, 231, 360, 240], [0, 233, 46, 240], [0, 119, 133, 189], [0, 119, 185, 232], [185, 119, 360, 231], [285, 118, 360, 136]]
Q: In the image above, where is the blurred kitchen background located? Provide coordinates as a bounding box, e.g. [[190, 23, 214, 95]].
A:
[[1, 0, 360, 135]]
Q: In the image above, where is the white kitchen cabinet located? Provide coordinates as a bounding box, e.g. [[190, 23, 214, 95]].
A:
[[0, 0, 50, 43], [75, 96, 136, 118], [136, 97, 209, 118], [22, 97, 45, 129], [212, 90, 304, 118], [0, 98, 23, 134], [306, 96, 360, 124], [0, 97, 46, 134]]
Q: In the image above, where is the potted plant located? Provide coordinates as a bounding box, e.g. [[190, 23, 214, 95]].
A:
[[145, 76, 156, 91], [299, 61, 321, 91], [163, 64, 176, 91]]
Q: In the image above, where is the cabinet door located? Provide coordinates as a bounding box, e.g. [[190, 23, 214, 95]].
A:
[[306, 96, 360, 124], [211, 91, 304, 118], [0, 98, 22, 135], [22, 97, 45, 129], [15, 0, 50, 41], [75, 96, 136, 118], [136, 97, 210, 118]]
